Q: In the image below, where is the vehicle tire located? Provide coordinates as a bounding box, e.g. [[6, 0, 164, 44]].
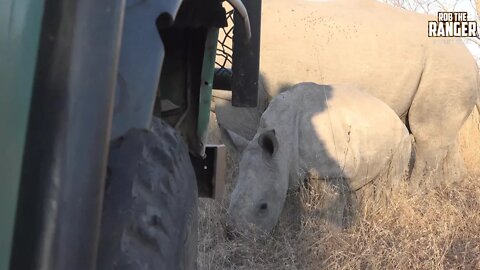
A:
[[97, 118, 198, 270]]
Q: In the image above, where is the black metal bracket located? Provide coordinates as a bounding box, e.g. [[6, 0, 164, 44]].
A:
[[190, 145, 226, 199]]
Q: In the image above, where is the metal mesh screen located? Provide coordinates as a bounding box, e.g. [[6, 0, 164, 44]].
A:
[[215, 4, 234, 75]]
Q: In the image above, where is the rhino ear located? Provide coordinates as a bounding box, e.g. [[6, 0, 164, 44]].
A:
[[258, 129, 278, 157], [219, 126, 249, 153]]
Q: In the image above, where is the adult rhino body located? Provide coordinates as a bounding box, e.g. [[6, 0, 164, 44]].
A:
[[217, 0, 479, 181], [227, 83, 412, 234]]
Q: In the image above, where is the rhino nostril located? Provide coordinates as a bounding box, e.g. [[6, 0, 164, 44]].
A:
[[259, 203, 268, 210]]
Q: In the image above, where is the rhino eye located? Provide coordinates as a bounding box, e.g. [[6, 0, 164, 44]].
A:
[[259, 203, 268, 210]]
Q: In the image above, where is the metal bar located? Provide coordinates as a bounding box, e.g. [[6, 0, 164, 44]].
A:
[[197, 28, 220, 157], [226, 0, 251, 40], [190, 145, 226, 199], [232, 0, 262, 107], [0, 0, 44, 268], [212, 145, 227, 200], [9, 1, 125, 269]]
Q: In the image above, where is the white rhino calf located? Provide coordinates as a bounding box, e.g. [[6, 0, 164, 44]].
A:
[[227, 82, 412, 234]]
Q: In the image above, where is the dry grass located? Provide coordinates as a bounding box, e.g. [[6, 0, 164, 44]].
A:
[[198, 113, 480, 270]]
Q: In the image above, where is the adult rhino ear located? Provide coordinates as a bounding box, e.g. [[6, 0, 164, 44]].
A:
[[219, 125, 249, 153], [258, 129, 278, 157]]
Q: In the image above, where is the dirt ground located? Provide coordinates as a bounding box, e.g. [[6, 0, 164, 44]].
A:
[[197, 111, 480, 270]]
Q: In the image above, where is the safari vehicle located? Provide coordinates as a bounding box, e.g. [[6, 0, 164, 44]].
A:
[[0, 0, 260, 269]]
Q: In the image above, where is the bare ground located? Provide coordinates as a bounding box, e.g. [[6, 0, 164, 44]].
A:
[[198, 112, 480, 270]]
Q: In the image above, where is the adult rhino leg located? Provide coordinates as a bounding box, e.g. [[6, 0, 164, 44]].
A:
[[408, 83, 473, 188], [443, 140, 468, 182], [410, 140, 465, 186], [410, 140, 449, 188]]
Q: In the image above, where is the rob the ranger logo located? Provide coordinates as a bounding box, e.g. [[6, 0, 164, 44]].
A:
[[428, 12, 478, 37]]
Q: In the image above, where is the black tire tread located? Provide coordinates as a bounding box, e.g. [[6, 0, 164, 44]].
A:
[[97, 118, 198, 270]]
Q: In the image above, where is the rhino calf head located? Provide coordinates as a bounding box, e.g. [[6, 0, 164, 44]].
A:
[[227, 129, 290, 236]]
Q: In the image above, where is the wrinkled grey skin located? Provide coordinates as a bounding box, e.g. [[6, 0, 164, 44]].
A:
[[228, 83, 412, 234], [216, 0, 480, 183]]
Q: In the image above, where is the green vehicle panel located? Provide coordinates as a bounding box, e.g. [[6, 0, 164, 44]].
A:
[[0, 0, 44, 268]]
